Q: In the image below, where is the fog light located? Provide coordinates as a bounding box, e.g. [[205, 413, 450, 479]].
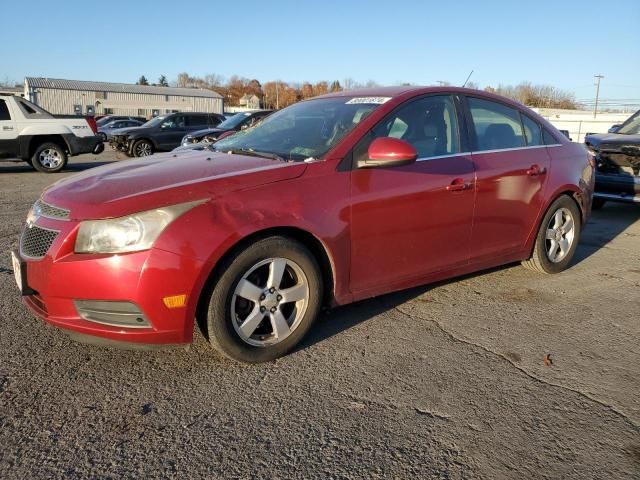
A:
[[163, 294, 187, 309], [74, 300, 151, 328]]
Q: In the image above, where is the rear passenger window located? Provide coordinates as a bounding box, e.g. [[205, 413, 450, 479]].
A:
[[0, 100, 10, 121], [468, 97, 525, 151], [187, 115, 208, 127], [521, 114, 543, 146], [543, 129, 559, 145]]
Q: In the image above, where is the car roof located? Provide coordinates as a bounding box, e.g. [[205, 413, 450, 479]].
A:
[[316, 86, 527, 108]]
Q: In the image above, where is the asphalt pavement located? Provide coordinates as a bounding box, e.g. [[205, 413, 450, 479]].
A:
[[0, 152, 638, 479]]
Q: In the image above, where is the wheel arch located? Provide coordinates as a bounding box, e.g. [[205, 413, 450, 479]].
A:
[[526, 187, 584, 257], [194, 226, 336, 337], [20, 134, 71, 160]]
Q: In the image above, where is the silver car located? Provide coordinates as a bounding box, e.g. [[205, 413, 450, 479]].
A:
[[97, 119, 144, 141]]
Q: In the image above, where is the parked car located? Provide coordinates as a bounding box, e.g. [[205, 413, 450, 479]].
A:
[[12, 87, 593, 363], [110, 112, 225, 156], [97, 119, 144, 141], [585, 109, 640, 208], [96, 115, 146, 127], [180, 110, 273, 146], [0, 94, 103, 172]]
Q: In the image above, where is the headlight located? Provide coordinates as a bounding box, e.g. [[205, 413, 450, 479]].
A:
[[75, 201, 203, 254]]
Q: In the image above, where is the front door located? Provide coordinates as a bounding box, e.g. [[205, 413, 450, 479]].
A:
[[350, 95, 475, 294], [0, 99, 18, 159], [466, 96, 551, 262], [157, 114, 188, 149]]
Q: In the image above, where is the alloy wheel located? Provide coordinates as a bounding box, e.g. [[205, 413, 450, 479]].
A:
[[38, 148, 63, 169], [545, 207, 575, 263], [135, 142, 152, 156], [230, 257, 309, 347]]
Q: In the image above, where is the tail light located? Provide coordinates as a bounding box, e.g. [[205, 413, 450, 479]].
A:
[[86, 117, 98, 135]]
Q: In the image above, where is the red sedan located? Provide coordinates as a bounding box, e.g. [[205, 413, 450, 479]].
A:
[[12, 87, 594, 363]]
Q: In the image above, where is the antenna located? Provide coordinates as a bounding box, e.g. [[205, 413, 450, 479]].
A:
[[462, 70, 474, 88]]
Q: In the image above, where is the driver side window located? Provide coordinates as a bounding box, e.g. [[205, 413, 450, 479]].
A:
[[354, 95, 461, 164]]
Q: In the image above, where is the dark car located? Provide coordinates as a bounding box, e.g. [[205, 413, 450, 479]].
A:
[[110, 112, 225, 156], [585, 109, 640, 208], [96, 115, 146, 127], [179, 110, 273, 147]]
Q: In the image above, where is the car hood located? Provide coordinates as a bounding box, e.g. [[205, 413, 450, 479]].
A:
[[585, 132, 640, 150], [189, 127, 231, 138], [110, 126, 151, 136], [42, 150, 307, 220]]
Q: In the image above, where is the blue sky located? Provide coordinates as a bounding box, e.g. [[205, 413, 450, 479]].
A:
[[2, 0, 638, 105]]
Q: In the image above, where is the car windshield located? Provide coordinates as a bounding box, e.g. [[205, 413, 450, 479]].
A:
[[96, 117, 114, 127], [213, 97, 385, 161], [617, 110, 640, 135], [217, 112, 253, 129], [141, 115, 167, 128]]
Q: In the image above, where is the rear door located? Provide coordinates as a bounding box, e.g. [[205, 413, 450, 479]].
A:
[[187, 114, 210, 133], [0, 99, 18, 159], [349, 94, 475, 294], [465, 96, 551, 262]]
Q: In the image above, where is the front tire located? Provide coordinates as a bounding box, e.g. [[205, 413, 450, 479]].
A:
[[205, 236, 323, 363], [132, 139, 154, 157], [522, 195, 581, 274], [31, 143, 67, 173]]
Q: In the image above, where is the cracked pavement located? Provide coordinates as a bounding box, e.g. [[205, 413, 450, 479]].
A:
[[0, 153, 639, 479]]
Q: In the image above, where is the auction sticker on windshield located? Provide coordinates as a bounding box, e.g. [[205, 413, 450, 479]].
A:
[[345, 97, 391, 104]]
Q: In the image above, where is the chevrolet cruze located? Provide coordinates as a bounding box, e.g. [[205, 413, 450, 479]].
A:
[[12, 87, 594, 363]]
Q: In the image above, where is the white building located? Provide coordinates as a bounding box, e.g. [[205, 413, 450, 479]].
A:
[[24, 77, 223, 118]]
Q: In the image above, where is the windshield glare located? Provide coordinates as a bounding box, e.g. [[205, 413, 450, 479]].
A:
[[213, 98, 382, 161], [617, 110, 640, 135], [142, 115, 167, 128], [218, 112, 252, 129]]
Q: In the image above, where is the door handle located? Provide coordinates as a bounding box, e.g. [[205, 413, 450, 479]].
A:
[[446, 178, 472, 192], [526, 164, 546, 176], [2, 126, 14, 131]]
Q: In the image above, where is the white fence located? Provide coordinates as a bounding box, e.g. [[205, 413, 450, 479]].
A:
[[531, 108, 631, 143]]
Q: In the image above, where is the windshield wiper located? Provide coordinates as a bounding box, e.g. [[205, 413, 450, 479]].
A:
[[224, 148, 287, 162]]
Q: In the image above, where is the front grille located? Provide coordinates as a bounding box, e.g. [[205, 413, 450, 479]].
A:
[[20, 225, 59, 259], [34, 199, 70, 220]]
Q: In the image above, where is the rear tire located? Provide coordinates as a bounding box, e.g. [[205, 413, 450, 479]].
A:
[[522, 195, 581, 274], [591, 197, 606, 210], [205, 236, 323, 363], [31, 143, 67, 173]]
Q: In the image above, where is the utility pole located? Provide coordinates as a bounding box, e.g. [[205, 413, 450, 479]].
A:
[[593, 74, 604, 118], [275, 81, 279, 110]]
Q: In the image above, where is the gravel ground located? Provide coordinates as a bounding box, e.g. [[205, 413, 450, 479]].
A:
[[0, 152, 639, 479]]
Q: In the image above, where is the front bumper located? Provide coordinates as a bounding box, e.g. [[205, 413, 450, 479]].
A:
[[17, 216, 205, 345], [594, 172, 640, 204]]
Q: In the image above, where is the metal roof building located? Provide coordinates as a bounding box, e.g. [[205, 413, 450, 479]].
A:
[[24, 77, 223, 118]]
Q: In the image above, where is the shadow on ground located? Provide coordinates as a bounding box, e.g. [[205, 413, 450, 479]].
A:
[[300, 203, 639, 352], [574, 202, 640, 263]]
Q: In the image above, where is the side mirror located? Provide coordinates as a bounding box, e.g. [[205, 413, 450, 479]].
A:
[[359, 137, 418, 168], [608, 125, 621, 133]]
